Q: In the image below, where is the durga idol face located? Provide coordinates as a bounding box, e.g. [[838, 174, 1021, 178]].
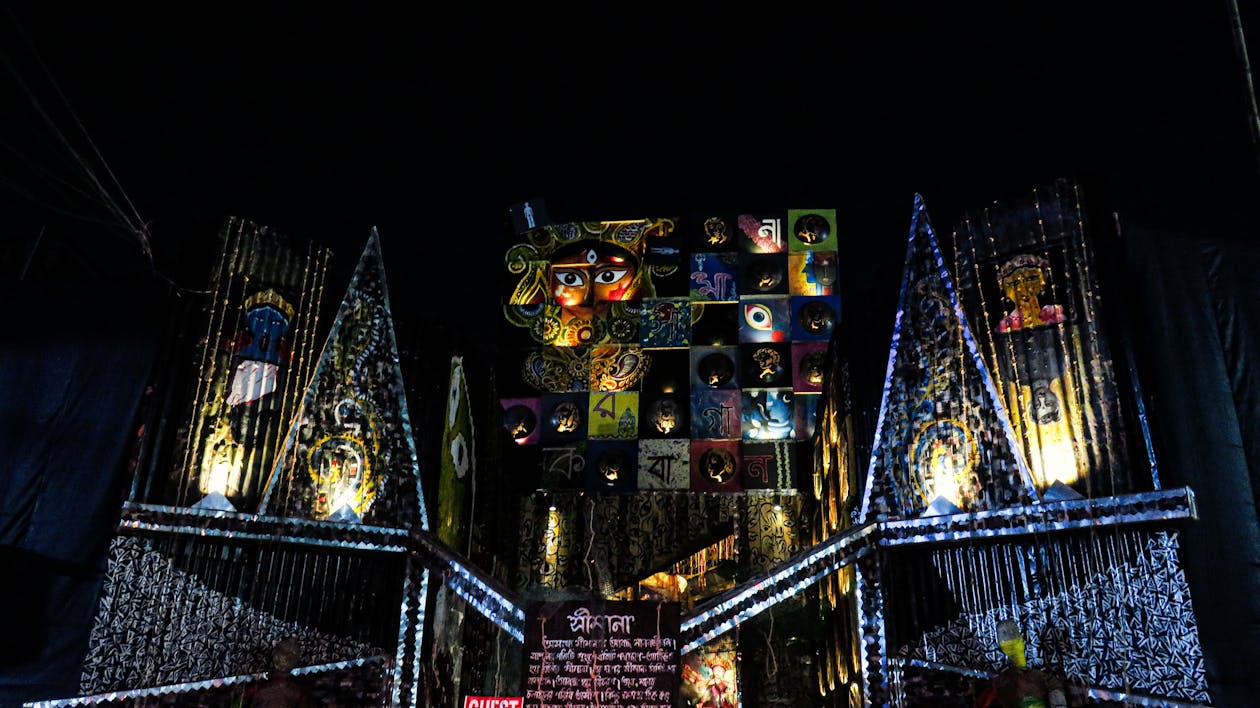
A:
[[548, 241, 640, 316]]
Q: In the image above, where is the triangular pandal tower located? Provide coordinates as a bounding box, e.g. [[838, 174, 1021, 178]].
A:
[[860, 196, 1036, 521], [260, 228, 428, 531]]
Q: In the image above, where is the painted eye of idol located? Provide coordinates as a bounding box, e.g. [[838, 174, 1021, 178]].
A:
[[745, 303, 773, 330], [553, 269, 587, 288], [594, 267, 628, 285]]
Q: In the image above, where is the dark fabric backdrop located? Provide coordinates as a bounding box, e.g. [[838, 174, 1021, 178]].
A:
[[1123, 225, 1260, 707], [0, 248, 165, 706]]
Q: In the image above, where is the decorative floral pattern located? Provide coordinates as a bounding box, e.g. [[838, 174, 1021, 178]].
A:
[[744, 495, 801, 572]]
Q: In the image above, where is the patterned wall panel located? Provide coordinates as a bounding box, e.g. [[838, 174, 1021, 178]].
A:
[[260, 230, 425, 530], [81, 535, 392, 694], [515, 492, 740, 593], [887, 531, 1208, 702], [499, 212, 839, 497], [860, 197, 1034, 521]]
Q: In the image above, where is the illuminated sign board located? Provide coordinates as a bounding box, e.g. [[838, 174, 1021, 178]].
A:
[[523, 600, 680, 708], [465, 698, 523, 708]]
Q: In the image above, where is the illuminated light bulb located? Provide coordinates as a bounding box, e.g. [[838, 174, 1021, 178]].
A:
[[1036, 440, 1081, 487], [206, 458, 235, 495]]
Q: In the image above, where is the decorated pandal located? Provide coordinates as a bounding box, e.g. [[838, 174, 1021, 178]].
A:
[[43, 182, 1211, 707]]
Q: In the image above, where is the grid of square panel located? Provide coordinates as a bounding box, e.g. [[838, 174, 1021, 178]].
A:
[[498, 210, 840, 495]]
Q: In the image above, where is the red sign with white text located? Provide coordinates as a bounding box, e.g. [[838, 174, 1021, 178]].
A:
[[465, 698, 523, 708]]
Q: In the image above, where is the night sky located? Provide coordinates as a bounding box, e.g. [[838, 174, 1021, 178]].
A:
[[4, 8, 1259, 703], [3, 2, 1258, 383]]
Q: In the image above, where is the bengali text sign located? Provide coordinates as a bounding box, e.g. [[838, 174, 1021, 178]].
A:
[[522, 600, 680, 708]]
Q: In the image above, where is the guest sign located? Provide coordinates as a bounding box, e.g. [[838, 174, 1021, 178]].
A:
[[523, 600, 680, 708], [465, 699, 523, 708]]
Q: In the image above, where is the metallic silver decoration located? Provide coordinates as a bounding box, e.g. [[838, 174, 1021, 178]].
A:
[[121, 502, 410, 552], [259, 229, 429, 531], [860, 196, 1037, 522], [886, 658, 1208, 708], [35, 655, 390, 707], [675, 488, 1195, 654], [893, 531, 1208, 702], [680, 521, 878, 653], [410, 530, 526, 642], [78, 533, 387, 695], [877, 488, 1197, 545]]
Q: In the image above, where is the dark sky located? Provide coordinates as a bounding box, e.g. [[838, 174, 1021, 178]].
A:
[[3, 2, 1258, 376]]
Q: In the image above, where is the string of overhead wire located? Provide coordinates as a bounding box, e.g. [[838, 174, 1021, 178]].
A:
[[0, 7, 422, 691], [0, 7, 209, 296]]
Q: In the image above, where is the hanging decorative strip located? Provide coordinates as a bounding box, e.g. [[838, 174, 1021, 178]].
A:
[[168, 216, 330, 513], [437, 355, 475, 550], [432, 354, 477, 701], [79, 535, 382, 694], [891, 531, 1208, 702], [950, 179, 1134, 498]]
